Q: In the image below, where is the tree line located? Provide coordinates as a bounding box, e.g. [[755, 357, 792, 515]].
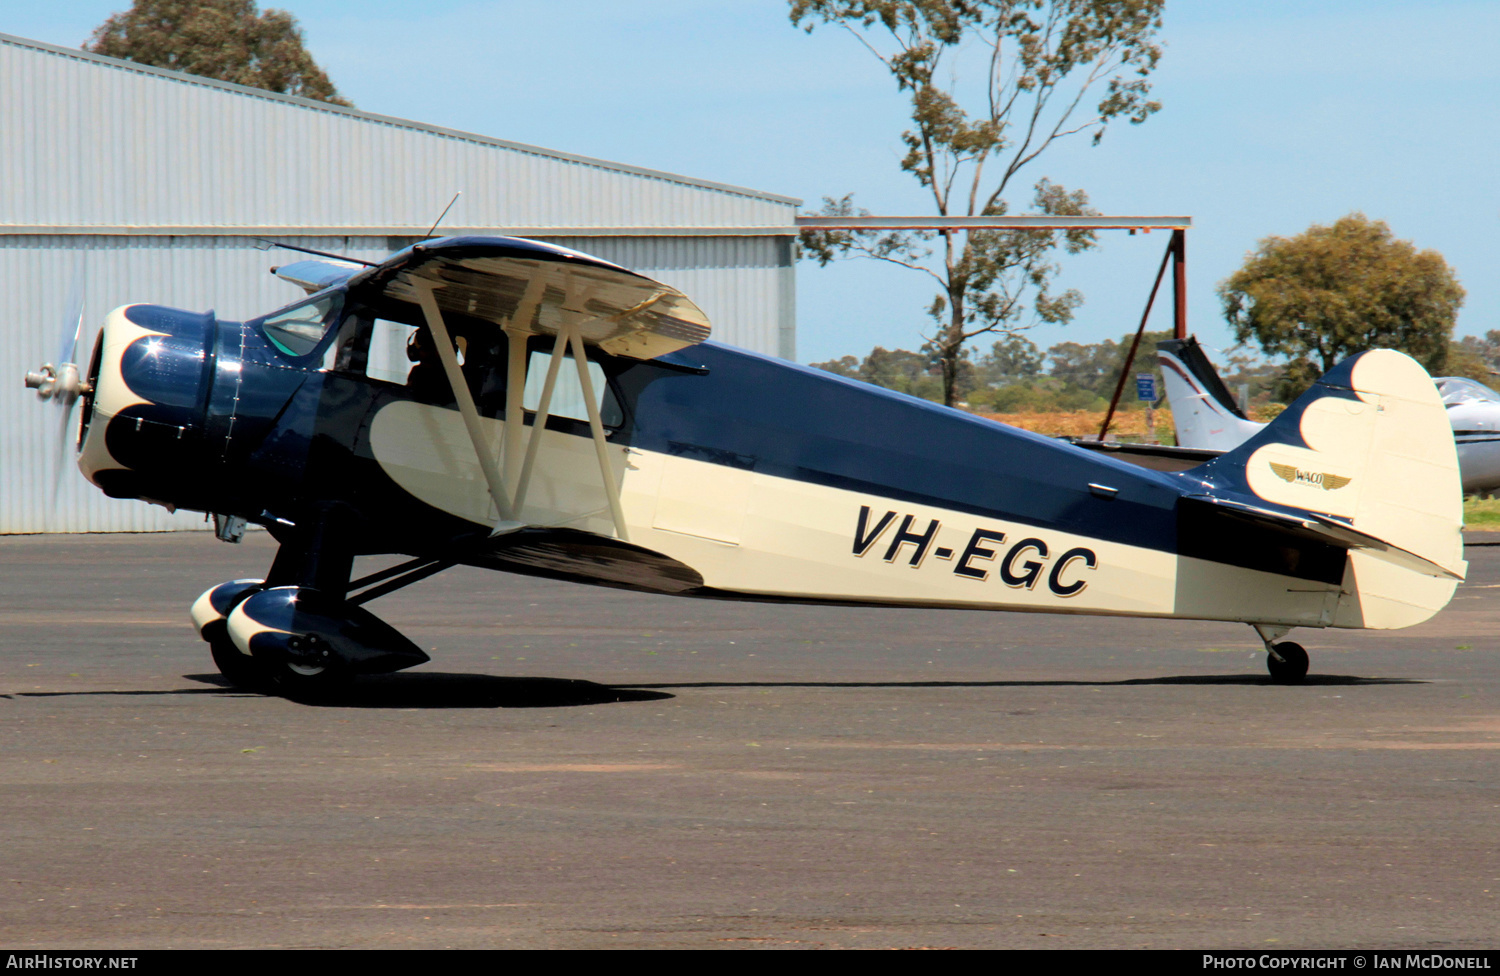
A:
[[815, 209, 1489, 413], [811, 333, 1281, 414]]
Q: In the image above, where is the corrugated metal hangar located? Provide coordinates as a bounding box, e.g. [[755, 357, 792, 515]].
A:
[[0, 32, 800, 534]]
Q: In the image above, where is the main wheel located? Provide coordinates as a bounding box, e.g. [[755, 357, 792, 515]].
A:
[[268, 656, 353, 703], [209, 633, 272, 692], [1267, 641, 1309, 683]]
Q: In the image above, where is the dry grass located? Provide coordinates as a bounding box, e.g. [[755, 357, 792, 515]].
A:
[[977, 403, 1285, 440], [977, 408, 1175, 440], [987, 410, 1497, 534]]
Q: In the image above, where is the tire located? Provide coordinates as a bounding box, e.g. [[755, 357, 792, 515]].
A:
[[268, 657, 353, 703], [1267, 641, 1310, 683], [209, 634, 272, 692]]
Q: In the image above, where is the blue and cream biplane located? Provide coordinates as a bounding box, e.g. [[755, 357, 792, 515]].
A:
[[24, 237, 1466, 695]]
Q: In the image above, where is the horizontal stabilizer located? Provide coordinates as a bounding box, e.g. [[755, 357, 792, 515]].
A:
[[1181, 493, 1462, 580], [1067, 438, 1220, 473]]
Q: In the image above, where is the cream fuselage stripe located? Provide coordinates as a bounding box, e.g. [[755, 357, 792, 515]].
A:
[[366, 402, 1377, 623], [851, 504, 1096, 597], [366, 398, 1454, 629]]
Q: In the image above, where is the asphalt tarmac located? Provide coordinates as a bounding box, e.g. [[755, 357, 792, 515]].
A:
[[1, 530, 1498, 949]]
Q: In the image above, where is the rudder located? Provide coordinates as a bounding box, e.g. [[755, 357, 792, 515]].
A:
[[1194, 349, 1464, 629]]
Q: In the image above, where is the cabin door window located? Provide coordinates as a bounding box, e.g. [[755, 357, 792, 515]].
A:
[[523, 349, 622, 427]]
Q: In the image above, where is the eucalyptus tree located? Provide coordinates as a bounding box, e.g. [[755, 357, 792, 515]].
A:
[[1220, 213, 1465, 399], [793, 0, 1165, 406]]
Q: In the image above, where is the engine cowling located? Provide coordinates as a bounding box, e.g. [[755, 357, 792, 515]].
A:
[[78, 304, 223, 510]]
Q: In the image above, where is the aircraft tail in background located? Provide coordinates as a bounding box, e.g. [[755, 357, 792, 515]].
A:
[[1157, 337, 1265, 451]]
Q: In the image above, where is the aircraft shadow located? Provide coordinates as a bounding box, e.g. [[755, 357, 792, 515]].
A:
[[8, 671, 1418, 710], [629, 674, 1421, 689], [180, 669, 1414, 708], [187, 671, 675, 708]]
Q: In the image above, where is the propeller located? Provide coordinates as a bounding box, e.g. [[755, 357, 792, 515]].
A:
[[23, 260, 93, 504]]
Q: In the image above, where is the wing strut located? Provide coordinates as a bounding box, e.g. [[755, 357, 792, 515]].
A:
[[501, 274, 548, 502], [415, 281, 630, 542], [512, 328, 569, 514], [414, 283, 519, 532], [566, 321, 630, 542]]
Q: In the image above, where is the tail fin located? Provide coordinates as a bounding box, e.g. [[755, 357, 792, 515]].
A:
[[1157, 337, 1266, 451], [1191, 349, 1464, 629]]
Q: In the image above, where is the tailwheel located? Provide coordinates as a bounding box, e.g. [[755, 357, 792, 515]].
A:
[[1266, 641, 1309, 683]]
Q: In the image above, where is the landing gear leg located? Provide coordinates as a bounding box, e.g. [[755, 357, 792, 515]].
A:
[[223, 507, 431, 701], [265, 504, 357, 597], [1252, 623, 1309, 683], [258, 506, 359, 699]]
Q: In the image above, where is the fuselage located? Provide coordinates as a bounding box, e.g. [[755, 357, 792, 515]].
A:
[[1435, 378, 1500, 496], [74, 282, 1444, 632]]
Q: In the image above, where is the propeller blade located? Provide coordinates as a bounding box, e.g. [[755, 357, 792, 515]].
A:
[[45, 258, 88, 522], [50, 395, 79, 498], [55, 260, 85, 366]]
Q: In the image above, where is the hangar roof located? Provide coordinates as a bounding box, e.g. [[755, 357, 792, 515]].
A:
[[0, 32, 800, 238]]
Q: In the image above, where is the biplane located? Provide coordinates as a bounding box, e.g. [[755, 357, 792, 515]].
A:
[[1159, 335, 1500, 496], [24, 236, 1465, 696]]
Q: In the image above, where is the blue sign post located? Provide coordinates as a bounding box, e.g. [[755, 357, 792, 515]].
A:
[[1136, 373, 1159, 443]]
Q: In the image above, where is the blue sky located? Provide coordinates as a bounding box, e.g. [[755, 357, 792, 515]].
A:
[[7, 1, 1498, 366]]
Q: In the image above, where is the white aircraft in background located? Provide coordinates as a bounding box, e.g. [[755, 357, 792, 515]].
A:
[[1158, 337, 1500, 496]]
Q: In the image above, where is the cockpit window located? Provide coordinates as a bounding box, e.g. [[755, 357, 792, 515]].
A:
[[523, 349, 623, 427], [1438, 377, 1500, 406], [366, 317, 421, 384], [258, 293, 344, 358]]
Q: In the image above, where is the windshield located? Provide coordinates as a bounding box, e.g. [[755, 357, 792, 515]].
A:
[[257, 292, 344, 358], [1437, 377, 1500, 406]]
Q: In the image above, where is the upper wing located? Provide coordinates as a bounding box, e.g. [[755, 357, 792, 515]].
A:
[[346, 236, 711, 361], [273, 259, 367, 294]]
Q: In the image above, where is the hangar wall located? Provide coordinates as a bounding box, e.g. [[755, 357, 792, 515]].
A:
[[0, 33, 800, 534], [0, 35, 795, 230]]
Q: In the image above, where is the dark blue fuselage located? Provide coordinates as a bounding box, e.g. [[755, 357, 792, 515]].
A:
[[97, 290, 1195, 564]]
